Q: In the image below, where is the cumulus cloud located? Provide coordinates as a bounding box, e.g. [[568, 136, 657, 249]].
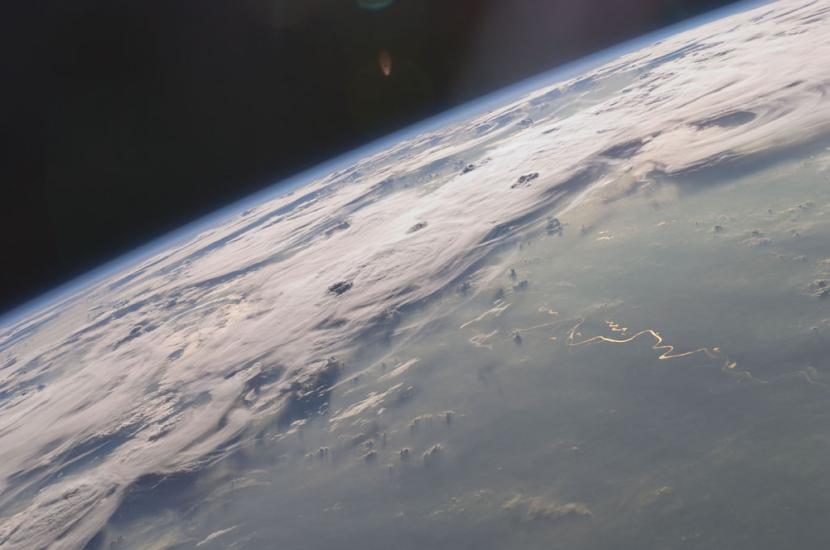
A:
[[501, 494, 592, 522]]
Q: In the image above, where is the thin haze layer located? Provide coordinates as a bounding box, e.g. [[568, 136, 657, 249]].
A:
[[1, 0, 829, 547]]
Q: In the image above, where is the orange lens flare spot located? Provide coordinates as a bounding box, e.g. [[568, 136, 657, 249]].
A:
[[379, 49, 392, 76]]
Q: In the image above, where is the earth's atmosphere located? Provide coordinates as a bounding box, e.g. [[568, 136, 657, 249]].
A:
[[3, 0, 830, 548]]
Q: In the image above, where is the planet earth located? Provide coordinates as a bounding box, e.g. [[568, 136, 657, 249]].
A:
[[3, 1, 830, 548]]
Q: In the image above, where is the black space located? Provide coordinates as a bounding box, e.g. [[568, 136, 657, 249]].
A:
[[2, 0, 739, 314]]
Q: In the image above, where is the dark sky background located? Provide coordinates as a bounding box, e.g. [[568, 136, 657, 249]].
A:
[[2, 0, 740, 314]]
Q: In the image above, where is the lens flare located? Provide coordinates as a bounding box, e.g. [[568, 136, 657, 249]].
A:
[[379, 49, 392, 76], [357, 0, 394, 10]]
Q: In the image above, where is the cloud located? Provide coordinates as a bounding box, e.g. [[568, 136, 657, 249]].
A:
[[502, 494, 592, 522]]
